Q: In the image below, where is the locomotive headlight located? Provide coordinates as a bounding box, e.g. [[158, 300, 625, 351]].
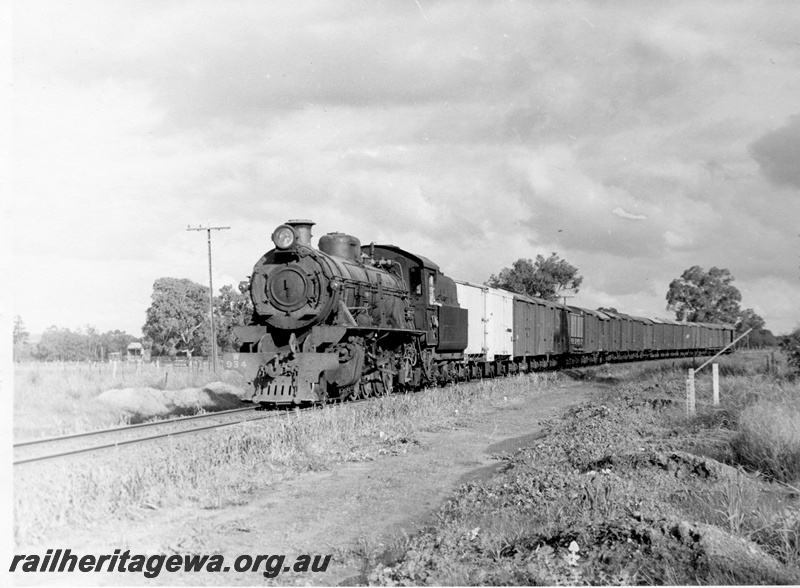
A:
[[271, 225, 296, 250]]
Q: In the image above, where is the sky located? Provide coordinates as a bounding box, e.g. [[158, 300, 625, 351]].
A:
[[7, 0, 800, 337]]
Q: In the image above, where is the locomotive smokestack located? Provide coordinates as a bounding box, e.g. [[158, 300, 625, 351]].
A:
[[286, 219, 314, 246]]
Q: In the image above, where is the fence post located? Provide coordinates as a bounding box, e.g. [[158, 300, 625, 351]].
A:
[[712, 363, 719, 406], [686, 368, 696, 415], [112, 360, 117, 380]]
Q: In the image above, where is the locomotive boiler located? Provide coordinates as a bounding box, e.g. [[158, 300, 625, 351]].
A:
[[224, 220, 467, 406]]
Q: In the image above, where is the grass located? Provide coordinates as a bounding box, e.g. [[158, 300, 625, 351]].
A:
[[678, 459, 800, 570], [13, 362, 246, 438], [16, 350, 800, 582], [13, 372, 563, 547], [632, 351, 800, 572], [367, 395, 680, 584], [363, 350, 800, 585], [15, 360, 238, 395], [661, 352, 800, 484], [732, 400, 800, 482]]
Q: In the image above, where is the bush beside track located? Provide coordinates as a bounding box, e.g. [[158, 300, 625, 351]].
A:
[[14, 372, 563, 546], [366, 351, 800, 585], [15, 350, 799, 585]]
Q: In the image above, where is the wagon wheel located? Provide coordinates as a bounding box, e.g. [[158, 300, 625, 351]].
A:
[[381, 370, 394, 396], [351, 381, 367, 400], [420, 349, 435, 383], [404, 342, 418, 366], [330, 383, 350, 402], [401, 357, 414, 389], [399, 343, 417, 390]]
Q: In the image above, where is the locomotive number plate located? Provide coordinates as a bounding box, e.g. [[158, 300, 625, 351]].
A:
[[224, 359, 248, 369]]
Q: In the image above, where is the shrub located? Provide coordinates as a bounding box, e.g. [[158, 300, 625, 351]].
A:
[[781, 328, 800, 377], [731, 400, 800, 483], [14, 374, 558, 546]]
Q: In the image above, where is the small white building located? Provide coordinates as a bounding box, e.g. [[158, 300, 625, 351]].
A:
[[126, 342, 148, 362]]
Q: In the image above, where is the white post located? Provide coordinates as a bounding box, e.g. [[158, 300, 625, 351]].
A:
[[112, 360, 117, 380], [712, 363, 719, 406], [686, 368, 696, 415]]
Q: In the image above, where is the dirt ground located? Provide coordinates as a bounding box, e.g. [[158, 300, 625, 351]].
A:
[[11, 381, 594, 586]]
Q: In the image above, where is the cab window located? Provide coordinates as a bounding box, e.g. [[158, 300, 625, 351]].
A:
[[409, 267, 422, 296]]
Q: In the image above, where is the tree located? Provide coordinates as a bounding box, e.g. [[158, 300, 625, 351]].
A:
[[13, 316, 31, 362], [747, 329, 778, 348], [34, 326, 61, 361], [732, 309, 777, 348], [781, 327, 800, 376], [215, 281, 254, 352], [666, 266, 742, 324], [486, 254, 583, 302], [100, 330, 138, 359], [34, 326, 87, 361], [142, 278, 210, 357], [28, 324, 138, 361], [13, 315, 29, 345], [83, 325, 100, 360], [736, 308, 765, 333]]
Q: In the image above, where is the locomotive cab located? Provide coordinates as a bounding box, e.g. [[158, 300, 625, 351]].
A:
[[363, 245, 467, 353]]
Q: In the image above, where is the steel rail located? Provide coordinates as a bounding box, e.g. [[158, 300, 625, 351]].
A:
[[13, 395, 387, 466], [13, 406, 258, 448], [13, 411, 280, 466], [13, 349, 714, 466]]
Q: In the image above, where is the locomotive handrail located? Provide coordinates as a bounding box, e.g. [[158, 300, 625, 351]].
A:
[[336, 275, 408, 296], [344, 326, 426, 335]]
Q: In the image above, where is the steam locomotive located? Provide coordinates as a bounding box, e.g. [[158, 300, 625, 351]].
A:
[[223, 220, 735, 406]]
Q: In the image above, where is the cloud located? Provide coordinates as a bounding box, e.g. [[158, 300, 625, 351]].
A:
[[11, 1, 800, 336], [749, 115, 800, 189], [612, 207, 647, 220]]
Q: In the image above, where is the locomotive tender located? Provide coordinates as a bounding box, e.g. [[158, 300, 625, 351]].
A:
[[223, 220, 735, 406]]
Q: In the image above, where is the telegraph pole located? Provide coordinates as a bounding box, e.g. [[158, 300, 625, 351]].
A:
[[187, 224, 230, 373]]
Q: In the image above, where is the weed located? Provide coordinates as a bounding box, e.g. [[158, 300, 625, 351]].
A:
[[750, 500, 800, 564], [13, 362, 246, 439], [14, 373, 554, 547], [781, 328, 800, 377], [702, 469, 757, 534], [581, 472, 620, 520], [367, 355, 800, 585], [731, 399, 800, 483]]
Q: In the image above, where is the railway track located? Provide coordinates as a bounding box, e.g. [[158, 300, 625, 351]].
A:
[[14, 355, 694, 467], [13, 395, 382, 466], [13, 405, 275, 466]]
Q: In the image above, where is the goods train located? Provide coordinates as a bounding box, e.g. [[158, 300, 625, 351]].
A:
[[223, 220, 735, 406]]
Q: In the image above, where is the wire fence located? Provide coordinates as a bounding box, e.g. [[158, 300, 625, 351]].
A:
[[15, 357, 220, 373]]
